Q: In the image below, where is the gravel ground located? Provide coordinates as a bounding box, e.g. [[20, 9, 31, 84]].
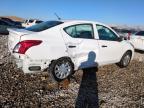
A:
[[0, 35, 144, 108]]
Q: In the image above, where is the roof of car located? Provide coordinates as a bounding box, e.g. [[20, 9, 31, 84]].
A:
[[62, 20, 97, 23], [60, 20, 108, 27]]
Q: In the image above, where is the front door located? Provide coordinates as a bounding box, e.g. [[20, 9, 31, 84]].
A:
[[96, 24, 124, 65]]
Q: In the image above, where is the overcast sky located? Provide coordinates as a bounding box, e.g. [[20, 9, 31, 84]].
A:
[[0, 0, 143, 25]]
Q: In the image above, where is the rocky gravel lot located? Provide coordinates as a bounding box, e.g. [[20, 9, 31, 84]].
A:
[[0, 35, 144, 108]]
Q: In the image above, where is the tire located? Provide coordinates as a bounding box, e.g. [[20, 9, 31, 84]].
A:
[[48, 57, 74, 82], [117, 51, 132, 68]]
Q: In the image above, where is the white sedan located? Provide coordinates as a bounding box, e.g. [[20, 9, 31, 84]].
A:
[[130, 31, 144, 51], [8, 20, 134, 82]]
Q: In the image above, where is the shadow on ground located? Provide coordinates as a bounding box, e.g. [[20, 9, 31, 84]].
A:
[[75, 68, 99, 108], [75, 51, 99, 108]]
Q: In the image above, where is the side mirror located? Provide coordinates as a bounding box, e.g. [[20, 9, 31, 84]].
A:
[[117, 36, 124, 42]]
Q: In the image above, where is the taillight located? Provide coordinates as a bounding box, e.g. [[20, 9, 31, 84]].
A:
[[13, 40, 42, 54]]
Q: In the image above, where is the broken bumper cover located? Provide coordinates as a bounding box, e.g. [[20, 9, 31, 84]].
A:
[[13, 54, 50, 73]]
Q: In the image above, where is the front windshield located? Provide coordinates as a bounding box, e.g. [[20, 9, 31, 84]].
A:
[[25, 21, 63, 32]]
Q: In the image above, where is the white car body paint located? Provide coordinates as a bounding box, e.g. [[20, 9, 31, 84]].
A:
[[130, 34, 144, 51], [8, 20, 134, 73]]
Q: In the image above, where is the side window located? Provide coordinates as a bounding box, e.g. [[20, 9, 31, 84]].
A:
[[29, 20, 34, 23], [0, 21, 2, 25], [64, 26, 77, 38], [36, 21, 43, 23], [0, 21, 9, 26], [96, 25, 118, 41], [64, 24, 94, 39]]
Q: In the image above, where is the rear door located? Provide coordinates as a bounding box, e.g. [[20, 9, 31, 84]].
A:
[[96, 24, 124, 65], [61, 23, 99, 69]]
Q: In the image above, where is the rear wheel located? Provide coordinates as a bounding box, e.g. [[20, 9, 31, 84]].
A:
[[117, 51, 132, 68], [49, 57, 74, 82]]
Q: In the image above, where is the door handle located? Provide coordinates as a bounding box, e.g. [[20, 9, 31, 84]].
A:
[[102, 45, 107, 48], [68, 45, 76, 48]]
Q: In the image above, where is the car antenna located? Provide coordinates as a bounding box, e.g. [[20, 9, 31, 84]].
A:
[[54, 13, 61, 20]]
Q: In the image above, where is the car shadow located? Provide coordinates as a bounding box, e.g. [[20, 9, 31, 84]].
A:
[[75, 51, 99, 108]]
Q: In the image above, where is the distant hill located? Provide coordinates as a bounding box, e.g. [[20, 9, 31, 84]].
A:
[[109, 24, 144, 31], [0, 16, 24, 22]]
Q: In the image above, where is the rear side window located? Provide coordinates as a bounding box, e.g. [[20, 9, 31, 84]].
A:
[[135, 31, 144, 36], [25, 21, 63, 32], [64, 24, 94, 39]]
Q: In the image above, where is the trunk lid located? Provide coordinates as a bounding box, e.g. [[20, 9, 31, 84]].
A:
[[8, 28, 34, 53]]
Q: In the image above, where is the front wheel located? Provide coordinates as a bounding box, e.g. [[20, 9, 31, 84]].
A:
[[116, 51, 132, 68], [48, 57, 74, 82]]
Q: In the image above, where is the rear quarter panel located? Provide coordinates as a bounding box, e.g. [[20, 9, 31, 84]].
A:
[[20, 27, 68, 61]]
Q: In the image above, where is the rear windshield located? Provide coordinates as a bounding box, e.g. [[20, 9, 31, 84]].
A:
[[25, 21, 63, 32], [135, 31, 144, 36]]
